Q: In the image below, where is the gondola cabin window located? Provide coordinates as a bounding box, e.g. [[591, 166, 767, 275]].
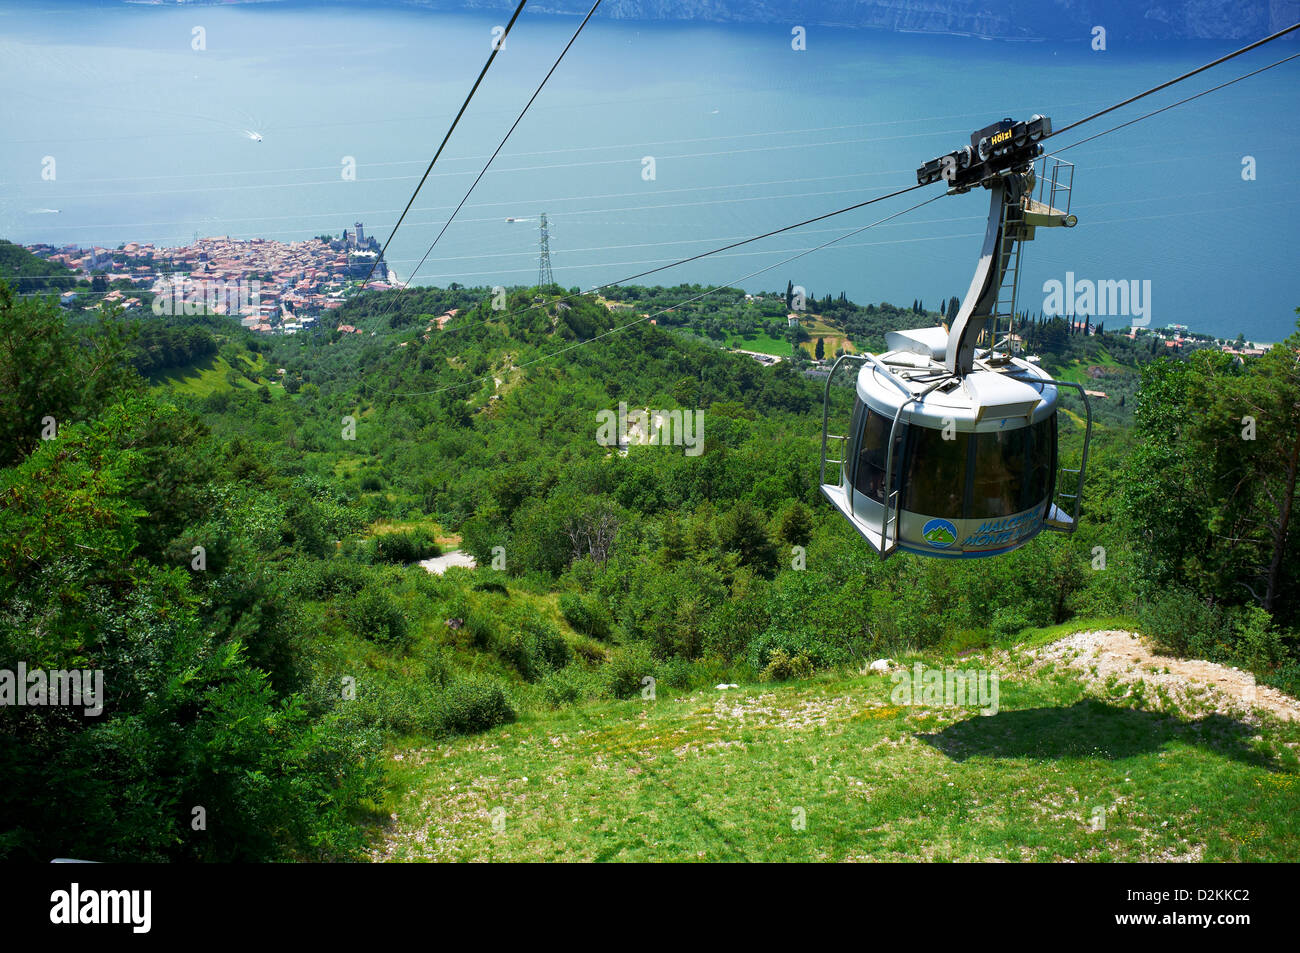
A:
[[902, 425, 968, 518], [853, 408, 902, 503]]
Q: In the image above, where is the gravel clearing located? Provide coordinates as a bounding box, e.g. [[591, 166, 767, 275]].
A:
[[1026, 629, 1300, 722], [419, 549, 477, 574]]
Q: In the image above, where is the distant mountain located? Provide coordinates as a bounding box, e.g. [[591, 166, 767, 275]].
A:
[[390, 0, 1300, 41]]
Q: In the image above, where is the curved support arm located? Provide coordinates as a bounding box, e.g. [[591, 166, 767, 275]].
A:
[[945, 178, 1016, 377]]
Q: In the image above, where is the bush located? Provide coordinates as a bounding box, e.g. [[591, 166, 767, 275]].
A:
[[760, 648, 814, 682], [657, 656, 693, 690], [436, 680, 515, 734], [538, 667, 597, 709], [500, 608, 571, 680], [747, 626, 848, 673], [295, 557, 366, 599], [702, 598, 769, 660], [1228, 606, 1286, 671], [1137, 588, 1230, 659], [370, 529, 440, 564], [943, 628, 994, 655], [1262, 658, 1300, 699], [559, 592, 612, 640], [424, 650, 453, 688], [603, 643, 656, 699], [991, 606, 1032, 637], [462, 608, 497, 650], [439, 681, 514, 733], [345, 585, 409, 646], [459, 512, 507, 570], [339, 679, 441, 736]]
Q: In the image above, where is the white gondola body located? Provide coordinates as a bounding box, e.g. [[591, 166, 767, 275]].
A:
[[821, 348, 1076, 558]]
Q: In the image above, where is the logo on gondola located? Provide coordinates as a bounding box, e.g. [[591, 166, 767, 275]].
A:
[[922, 518, 958, 548]]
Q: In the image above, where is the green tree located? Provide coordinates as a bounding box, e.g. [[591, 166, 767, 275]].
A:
[[1122, 319, 1300, 623], [717, 499, 779, 578], [776, 500, 814, 548], [0, 283, 137, 467]]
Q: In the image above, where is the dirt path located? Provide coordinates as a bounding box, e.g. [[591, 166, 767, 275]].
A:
[[1028, 629, 1300, 722]]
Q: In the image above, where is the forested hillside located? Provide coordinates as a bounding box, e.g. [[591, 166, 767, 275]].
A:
[[2, 243, 1297, 860]]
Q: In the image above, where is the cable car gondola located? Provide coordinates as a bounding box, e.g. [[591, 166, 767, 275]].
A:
[[819, 116, 1092, 559]]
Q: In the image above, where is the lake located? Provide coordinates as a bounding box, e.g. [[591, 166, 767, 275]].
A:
[[2, 0, 1297, 342]]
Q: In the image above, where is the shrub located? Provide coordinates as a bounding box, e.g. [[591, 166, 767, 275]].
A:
[[500, 608, 571, 680], [747, 627, 848, 673], [462, 608, 497, 650], [335, 677, 441, 736], [436, 680, 515, 734], [603, 643, 656, 699], [424, 650, 453, 688], [559, 592, 612, 640], [1137, 588, 1230, 659], [538, 667, 596, 709], [1262, 658, 1300, 699], [991, 606, 1032, 637], [1228, 606, 1286, 671], [570, 638, 608, 664], [345, 585, 409, 647], [657, 656, 693, 690], [370, 529, 439, 564], [702, 598, 769, 660], [459, 512, 508, 570], [760, 648, 814, 682], [296, 557, 366, 599], [943, 628, 994, 655]]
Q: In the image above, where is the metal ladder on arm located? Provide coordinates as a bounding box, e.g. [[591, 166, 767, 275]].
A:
[[989, 198, 1024, 357], [985, 159, 1076, 359]]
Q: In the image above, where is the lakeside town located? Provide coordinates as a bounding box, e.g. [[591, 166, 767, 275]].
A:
[[25, 222, 393, 334], [17, 229, 1273, 368]]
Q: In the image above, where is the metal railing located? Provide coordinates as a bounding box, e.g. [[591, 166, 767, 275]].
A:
[[818, 353, 872, 489], [1036, 156, 1075, 217]]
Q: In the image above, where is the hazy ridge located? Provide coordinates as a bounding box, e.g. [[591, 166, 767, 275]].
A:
[[315, 0, 1300, 41]]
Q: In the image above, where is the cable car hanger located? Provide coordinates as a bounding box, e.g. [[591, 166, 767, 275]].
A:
[[820, 114, 1092, 560]]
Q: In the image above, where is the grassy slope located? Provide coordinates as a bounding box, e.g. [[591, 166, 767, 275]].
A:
[[149, 351, 283, 397], [724, 329, 793, 358], [375, 620, 1300, 862], [1055, 346, 1125, 385], [797, 314, 855, 358]]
